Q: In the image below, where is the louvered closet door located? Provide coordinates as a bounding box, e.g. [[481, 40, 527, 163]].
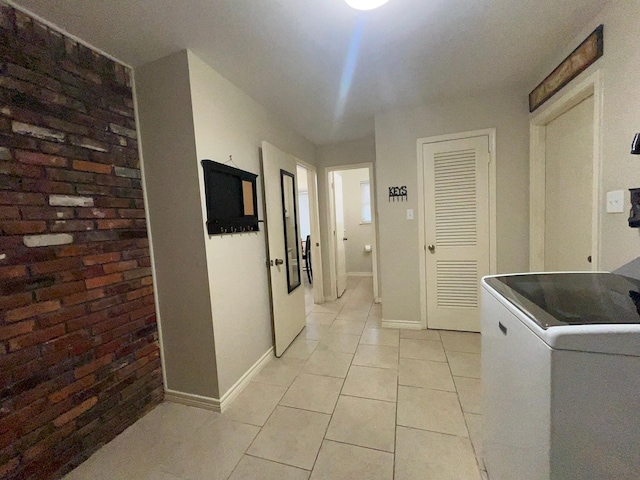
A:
[[423, 136, 490, 332]]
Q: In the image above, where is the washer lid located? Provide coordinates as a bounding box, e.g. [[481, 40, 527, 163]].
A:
[[484, 273, 640, 328]]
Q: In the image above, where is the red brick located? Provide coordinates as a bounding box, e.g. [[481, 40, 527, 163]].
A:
[[102, 260, 136, 274], [23, 421, 76, 462], [141, 276, 153, 286], [82, 252, 120, 266], [5, 300, 61, 322], [0, 292, 33, 310], [20, 206, 74, 220], [44, 330, 92, 356], [0, 265, 27, 280], [15, 149, 68, 167], [38, 304, 86, 327], [53, 397, 97, 427], [91, 313, 130, 335], [56, 245, 89, 257], [30, 257, 82, 275], [48, 374, 95, 404], [130, 304, 155, 321], [0, 458, 19, 478], [97, 219, 133, 229], [88, 294, 126, 312], [0, 220, 47, 234], [0, 191, 46, 205], [76, 207, 116, 219], [72, 159, 112, 174], [66, 309, 108, 332], [134, 342, 159, 360], [0, 320, 35, 341], [0, 346, 39, 371], [62, 288, 104, 306], [22, 178, 75, 195], [49, 220, 95, 232], [115, 356, 149, 381], [35, 281, 84, 301], [135, 357, 161, 380], [0, 206, 20, 220], [108, 322, 146, 347], [74, 355, 113, 380], [126, 286, 154, 301], [93, 197, 131, 208], [0, 161, 43, 178], [8, 323, 65, 351], [85, 273, 122, 290], [117, 209, 146, 219]]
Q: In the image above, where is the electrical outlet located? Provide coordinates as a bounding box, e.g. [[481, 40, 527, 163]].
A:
[[606, 190, 624, 213]]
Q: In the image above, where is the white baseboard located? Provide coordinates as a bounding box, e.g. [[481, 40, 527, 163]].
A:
[[374, 297, 382, 304], [219, 347, 274, 411], [164, 347, 275, 413], [382, 319, 422, 330], [347, 272, 373, 277], [164, 390, 221, 412]]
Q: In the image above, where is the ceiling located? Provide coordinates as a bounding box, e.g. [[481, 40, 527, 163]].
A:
[[13, 0, 608, 145]]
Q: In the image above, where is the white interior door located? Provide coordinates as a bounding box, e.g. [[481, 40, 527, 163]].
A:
[[333, 172, 347, 297], [423, 136, 490, 332], [544, 95, 594, 271], [261, 141, 305, 357]]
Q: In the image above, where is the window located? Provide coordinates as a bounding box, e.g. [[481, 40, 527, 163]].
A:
[[360, 181, 372, 224]]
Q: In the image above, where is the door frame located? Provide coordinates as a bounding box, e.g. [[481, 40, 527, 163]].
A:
[[529, 70, 602, 271], [417, 129, 497, 330], [325, 163, 380, 302], [296, 159, 324, 304]]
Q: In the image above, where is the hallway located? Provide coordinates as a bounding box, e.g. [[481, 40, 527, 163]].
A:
[[65, 277, 486, 480]]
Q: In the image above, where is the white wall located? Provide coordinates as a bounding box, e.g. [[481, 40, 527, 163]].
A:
[[340, 168, 374, 274], [529, 1, 640, 270], [136, 50, 315, 402], [186, 52, 316, 395], [374, 89, 530, 324], [135, 51, 220, 398], [316, 135, 378, 299]]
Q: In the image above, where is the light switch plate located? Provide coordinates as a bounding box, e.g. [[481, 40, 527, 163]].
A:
[[406, 209, 414, 220], [606, 190, 624, 213]]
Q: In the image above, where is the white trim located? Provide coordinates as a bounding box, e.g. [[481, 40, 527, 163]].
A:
[[164, 347, 274, 413], [529, 69, 602, 271], [325, 163, 380, 303], [417, 128, 497, 330], [347, 272, 373, 277], [296, 161, 324, 304], [219, 347, 274, 411], [5, 1, 131, 68], [381, 319, 422, 330], [375, 297, 382, 304], [164, 390, 221, 412]]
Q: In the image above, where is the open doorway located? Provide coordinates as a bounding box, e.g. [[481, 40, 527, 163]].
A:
[[327, 164, 379, 302], [296, 162, 323, 311]]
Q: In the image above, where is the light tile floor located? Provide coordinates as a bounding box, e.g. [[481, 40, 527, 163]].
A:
[[65, 277, 488, 480]]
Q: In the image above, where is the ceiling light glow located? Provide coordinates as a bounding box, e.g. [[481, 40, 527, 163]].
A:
[[345, 0, 390, 11]]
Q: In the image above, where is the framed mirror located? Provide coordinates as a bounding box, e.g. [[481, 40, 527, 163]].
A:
[[280, 170, 301, 293]]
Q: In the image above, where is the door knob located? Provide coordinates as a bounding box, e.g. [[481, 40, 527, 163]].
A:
[[428, 245, 435, 253], [274, 258, 284, 266]]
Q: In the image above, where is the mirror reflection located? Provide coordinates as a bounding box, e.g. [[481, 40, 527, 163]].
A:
[[281, 170, 301, 293]]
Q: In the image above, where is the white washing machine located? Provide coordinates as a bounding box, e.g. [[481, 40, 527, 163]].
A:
[[481, 272, 640, 480]]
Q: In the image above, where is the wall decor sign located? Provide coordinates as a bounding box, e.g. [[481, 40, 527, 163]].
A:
[[389, 186, 407, 202], [529, 24, 603, 113]]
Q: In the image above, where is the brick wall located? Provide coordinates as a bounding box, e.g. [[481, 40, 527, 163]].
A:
[[0, 4, 163, 479]]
